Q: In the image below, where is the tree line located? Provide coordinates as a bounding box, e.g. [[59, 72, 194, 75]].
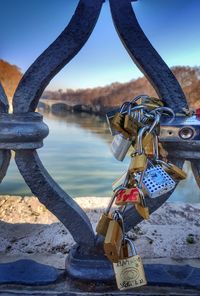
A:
[[42, 66, 200, 110], [0, 59, 199, 110]]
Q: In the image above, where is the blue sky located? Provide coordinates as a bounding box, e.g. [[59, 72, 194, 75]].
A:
[[0, 0, 200, 90]]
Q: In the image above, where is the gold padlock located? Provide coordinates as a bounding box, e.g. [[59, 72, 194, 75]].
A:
[[142, 132, 154, 156], [111, 102, 130, 138], [135, 189, 149, 220], [158, 142, 168, 161], [142, 132, 153, 147], [104, 214, 123, 263], [141, 96, 164, 109], [129, 126, 149, 173], [96, 191, 118, 236], [123, 103, 139, 138], [119, 241, 129, 259], [113, 237, 147, 291], [135, 203, 149, 220], [163, 162, 187, 181], [124, 103, 133, 135], [96, 213, 113, 237], [129, 154, 147, 173]]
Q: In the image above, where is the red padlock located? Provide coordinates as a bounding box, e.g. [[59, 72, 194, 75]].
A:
[[115, 188, 140, 206], [196, 108, 200, 118]]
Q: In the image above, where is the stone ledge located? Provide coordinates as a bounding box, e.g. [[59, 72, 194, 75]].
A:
[[0, 196, 200, 267]]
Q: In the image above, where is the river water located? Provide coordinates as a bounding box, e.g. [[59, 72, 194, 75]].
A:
[[0, 111, 199, 202]]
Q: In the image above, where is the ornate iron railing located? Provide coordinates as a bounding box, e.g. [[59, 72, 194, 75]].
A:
[[0, 0, 199, 283]]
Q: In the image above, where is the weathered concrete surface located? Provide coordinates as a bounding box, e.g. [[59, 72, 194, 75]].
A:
[[0, 196, 200, 295], [0, 196, 200, 268]]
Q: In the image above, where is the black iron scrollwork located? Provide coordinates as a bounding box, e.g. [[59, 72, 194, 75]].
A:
[[0, 0, 199, 251], [0, 83, 11, 183]]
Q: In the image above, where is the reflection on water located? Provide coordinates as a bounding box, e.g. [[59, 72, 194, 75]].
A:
[[0, 111, 199, 202]]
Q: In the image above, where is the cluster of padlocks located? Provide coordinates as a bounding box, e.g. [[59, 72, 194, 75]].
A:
[[96, 95, 187, 290]]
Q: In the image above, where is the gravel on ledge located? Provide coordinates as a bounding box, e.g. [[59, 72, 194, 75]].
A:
[[0, 195, 199, 269]]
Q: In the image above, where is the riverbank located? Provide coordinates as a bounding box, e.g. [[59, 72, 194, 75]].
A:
[[0, 196, 200, 269]]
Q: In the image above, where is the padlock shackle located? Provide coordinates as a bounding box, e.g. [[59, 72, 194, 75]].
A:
[[152, 106, 175, 122], [113, 209, 126, 245], [138, 187, 147, 207], [140, 106, 175, 127], [130, 94, 150, 104], [124, 236, 137, 256], [137, 164, 148, 191], [153, 133, 160, 161], [125, 103, 150, 116], [105, 186, 126, 214], [152, 133, 168, 164], [155, 158, 172, 169], [113, 209, 125, 234], [136, 125, 151, 154], [148, 111, 161, 134], [131, 105, 150, 120], [120, 101, 130, 113]]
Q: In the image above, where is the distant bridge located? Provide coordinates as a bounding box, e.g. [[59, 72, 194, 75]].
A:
[[38, 99, 72, 112]]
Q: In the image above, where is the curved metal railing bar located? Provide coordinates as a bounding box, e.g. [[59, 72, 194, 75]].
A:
[[0, 150, 11, 183], [13, 0, 104, 113], [15, 150, 95, 245], [0, 83, 11, 182], [0, 83, 9, 113], [109, 0, 188, 113], [12, 0, 105, 246], [191, 161, 200, 189]]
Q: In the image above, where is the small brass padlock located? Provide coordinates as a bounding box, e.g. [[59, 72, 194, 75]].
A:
[[135, 203, 149, 220], [129, 126, 149, 173], [104, 211, 123, 263], [135, 189, 149, 220], [96, 213, 113, 237], [143, 132, 154, 156], [124, 103, 134, 135], [129, 154, 147, 173], [123, 103, 139, 138], [162, 161, 187, 181], [141, 96, 164, 109], [158, 142, 168, 160], [133, 168, 150, 220], [113, 237, 147, 291], [119, 241, 129, 259], [111, 102, 130, 138], [96, 191, 119, 236]]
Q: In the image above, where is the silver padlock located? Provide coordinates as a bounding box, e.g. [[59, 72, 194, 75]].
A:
[[110, 133, 132, 161], [135, 132, 176, 198], [136, 164, 176, 198]]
